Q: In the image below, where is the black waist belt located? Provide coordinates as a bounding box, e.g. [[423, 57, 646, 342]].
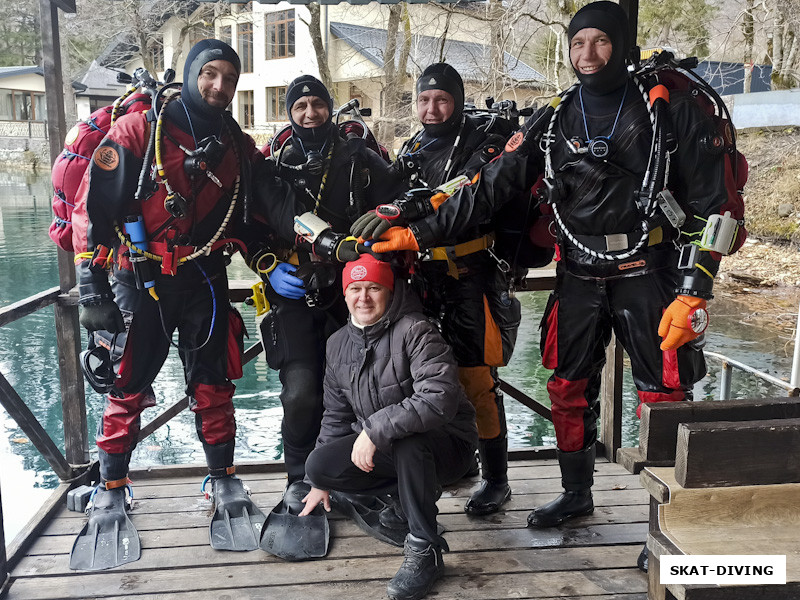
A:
[[572, 226, 664, 253], [563, 243, 676, 280]]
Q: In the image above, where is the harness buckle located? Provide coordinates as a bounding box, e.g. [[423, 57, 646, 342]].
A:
[[604, 233, 628, 252]]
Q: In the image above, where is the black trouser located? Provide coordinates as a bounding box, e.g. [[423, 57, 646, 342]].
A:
[[97, 258, 239, 481], [540, 257, 706, 452], [261, 292, 345, 483], [305, 431, 475, 546]]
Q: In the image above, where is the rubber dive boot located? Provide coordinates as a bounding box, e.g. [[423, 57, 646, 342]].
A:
[[464, 436, 510, 515], [527, 445, 595, 528], [386, 534, 445, 600]]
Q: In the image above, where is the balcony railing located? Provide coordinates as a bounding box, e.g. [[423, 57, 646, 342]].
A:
[[0, 120, 48, 139]]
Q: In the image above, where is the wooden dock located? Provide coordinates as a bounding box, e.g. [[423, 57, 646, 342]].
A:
[[5, 455, 648, 599]]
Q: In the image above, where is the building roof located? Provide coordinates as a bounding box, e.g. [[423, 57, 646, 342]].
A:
[[330, 22, 547, 85], [696, 60, 772, 95], [0, 65, 87, 92], [73, 60, 128, 98], [0, 66, 44, 79]]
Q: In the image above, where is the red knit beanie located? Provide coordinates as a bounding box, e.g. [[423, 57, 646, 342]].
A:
[[342, 254, 395, 293]]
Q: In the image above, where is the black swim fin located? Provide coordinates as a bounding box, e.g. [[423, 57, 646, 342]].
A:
[[329, 491, 410, 547], [206, 475, 267, 551], [260, 480, 330, 561], [69, 485, 141, 571]]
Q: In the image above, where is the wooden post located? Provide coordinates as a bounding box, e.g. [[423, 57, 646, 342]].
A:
[[39, 0, 66, 163], [619, 0, 639, 51], [39, 0, 89, 467], [600, 333, 624, 462]]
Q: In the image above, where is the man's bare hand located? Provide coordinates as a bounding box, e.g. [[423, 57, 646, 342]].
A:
[[298, 487, 331, 516], [351, 430, 377, 473]]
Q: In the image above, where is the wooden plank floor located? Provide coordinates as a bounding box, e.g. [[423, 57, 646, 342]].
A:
[[6, 457, 649, 599]]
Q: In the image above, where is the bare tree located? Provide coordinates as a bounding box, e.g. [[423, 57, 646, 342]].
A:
[[767, 0, 799, 88], [306, 2, 335, 102], [743, 0, 756, 92], [376, 4, 412, 146]]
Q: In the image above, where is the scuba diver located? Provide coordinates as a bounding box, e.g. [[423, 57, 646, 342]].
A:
[[69, 40, 265, 570], [353, 63, 550, 516], [251, 74, 404, 559], [365, 0, 744, 571]]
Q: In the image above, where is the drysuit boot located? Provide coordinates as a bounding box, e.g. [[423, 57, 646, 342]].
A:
[[527, 445, 595, 528], [386, 534, 445, 600], [464, 435, 510, 515]]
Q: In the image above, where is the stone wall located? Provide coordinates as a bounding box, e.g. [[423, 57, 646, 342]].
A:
[[0, 136, 50, 170]]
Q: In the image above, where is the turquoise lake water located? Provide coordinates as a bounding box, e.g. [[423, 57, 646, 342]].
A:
[[1, 169, 795, 544]]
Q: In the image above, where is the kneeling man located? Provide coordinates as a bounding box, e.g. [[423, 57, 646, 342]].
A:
[[300, 255, 478, 600]]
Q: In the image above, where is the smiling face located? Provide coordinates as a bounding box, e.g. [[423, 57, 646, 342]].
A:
[[197, 59, 238, 109], [290, 95, 331, 129], [344, 281, 392, 326], [569, 27, 613, 77], [416, 89, 455, 125]]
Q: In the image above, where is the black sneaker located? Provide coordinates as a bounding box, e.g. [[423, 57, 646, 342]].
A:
[[386, 534, 444, 600]]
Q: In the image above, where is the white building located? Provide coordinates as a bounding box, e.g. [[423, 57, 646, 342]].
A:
[[91, 2, 547, 146]]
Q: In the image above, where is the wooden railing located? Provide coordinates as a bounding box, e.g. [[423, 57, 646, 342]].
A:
[[0, 267, 629, 586]]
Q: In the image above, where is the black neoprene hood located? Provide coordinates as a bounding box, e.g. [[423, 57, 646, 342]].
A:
[[182, 39, 240, 119], [567, 1, 630, 95], [285, 74, 335, 143], [416, 62, 465, 137]]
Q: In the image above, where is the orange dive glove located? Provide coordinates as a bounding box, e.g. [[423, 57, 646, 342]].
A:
[[658, 295, 709, 351], [368, 227, 420, 253]]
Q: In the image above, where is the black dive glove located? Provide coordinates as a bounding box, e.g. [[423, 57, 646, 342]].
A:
[[77, 270, 125, 333], [350, 188, 437, 240], [79, 301, 125, 333]]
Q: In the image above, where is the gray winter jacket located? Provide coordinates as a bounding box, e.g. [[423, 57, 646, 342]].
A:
[[318, 280, 478, 453]]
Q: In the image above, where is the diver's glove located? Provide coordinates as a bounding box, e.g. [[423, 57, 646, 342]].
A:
[[351, 188, 448, 240], [79, 300, 125, 333], [77, 270, 124, 333], [658, 295, 709, 351], [268, 262, 306, 300], [368, 227, 421, 253]]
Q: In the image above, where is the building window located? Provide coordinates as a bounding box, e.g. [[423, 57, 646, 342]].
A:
[[150, 37, 164, 72], [0, 90, 45, 121], [239, 90, 254, 128], [189, 23, 215, 49], [266, 10, 295, 60], [266, 86, 287, 121], [219, 25, 232, 47], [237, 22, 253, 73]]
